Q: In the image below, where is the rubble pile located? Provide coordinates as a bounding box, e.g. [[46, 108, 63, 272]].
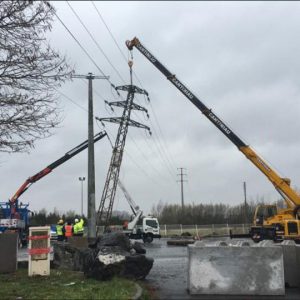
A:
[[53, 232, 153, 280]]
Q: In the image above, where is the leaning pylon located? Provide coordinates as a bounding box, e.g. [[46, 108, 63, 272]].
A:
[[96, 61, 151, 230]]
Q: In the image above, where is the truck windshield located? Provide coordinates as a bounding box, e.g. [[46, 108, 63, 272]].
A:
[[145, 219, 158, 228]]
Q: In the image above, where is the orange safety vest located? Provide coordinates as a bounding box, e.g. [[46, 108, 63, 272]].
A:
[[65, 225, 73, 237]]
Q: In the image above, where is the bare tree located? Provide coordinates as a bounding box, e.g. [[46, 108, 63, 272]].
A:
[[0, 1, 74, 153]]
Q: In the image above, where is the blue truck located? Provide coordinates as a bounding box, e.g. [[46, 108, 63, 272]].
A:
[[0, 200, 32, 246], [0, 132, 107, 246]]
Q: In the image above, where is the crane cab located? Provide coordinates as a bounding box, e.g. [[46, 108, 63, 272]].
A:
[[250, 204, 300, 243]]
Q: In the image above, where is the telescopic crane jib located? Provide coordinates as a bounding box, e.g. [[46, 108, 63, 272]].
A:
[[1, 131, 107, 246], [126, 37, 300, 242], [9, 131, 107, 217]]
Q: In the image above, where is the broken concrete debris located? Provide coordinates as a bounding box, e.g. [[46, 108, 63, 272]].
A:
[[53, 232, 153, 280]]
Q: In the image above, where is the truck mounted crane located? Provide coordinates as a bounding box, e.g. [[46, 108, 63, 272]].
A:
[[126, 37, 300, 243], [118, 180, 160, 243], [0, 131, 107, 245]]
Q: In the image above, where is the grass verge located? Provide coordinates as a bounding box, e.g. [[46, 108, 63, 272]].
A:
[[0, 269, 144, 300]]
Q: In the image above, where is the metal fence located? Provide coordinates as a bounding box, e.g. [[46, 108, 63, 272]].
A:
[[96, 223, 251, 237], [159, 223, 251, 237]]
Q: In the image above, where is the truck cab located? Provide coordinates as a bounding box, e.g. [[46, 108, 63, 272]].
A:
[[126, 216, 161, 243], [0, 201, 31, 247]]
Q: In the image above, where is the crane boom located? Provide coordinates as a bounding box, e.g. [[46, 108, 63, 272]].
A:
[[126, 37, 300, 207], [10, 131, 107, 204], [117, 180, 140, 215]]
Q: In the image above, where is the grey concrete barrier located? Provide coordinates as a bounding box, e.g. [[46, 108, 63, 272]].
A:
[[187, 239, 284, 295], [235, 241, 251, 247], [0, 233, 18, 273], [275, 240, 300, 288]]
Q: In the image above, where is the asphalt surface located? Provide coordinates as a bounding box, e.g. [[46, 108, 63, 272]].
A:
[[144, 238, 300, 300]]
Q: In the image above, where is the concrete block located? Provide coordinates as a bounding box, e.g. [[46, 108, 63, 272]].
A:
[[235, 241, 251, 247], [296, 245, 300, 287], [188, 240, 284, 295], [276, 240, 300, 288], [0, 233, 18, 273]]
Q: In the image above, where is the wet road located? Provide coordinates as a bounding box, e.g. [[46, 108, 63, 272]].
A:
[[145, 238, 188, 299], [144, 238, 300, 300]]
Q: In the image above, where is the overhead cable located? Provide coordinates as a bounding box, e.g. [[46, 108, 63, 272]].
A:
[[66, 1, 126, 84]]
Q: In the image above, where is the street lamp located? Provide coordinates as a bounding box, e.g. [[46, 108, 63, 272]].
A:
[[79, 177, 85, 216]]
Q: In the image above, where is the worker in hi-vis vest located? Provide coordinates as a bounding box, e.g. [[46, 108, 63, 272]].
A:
[[64, 222, 73, 241], [56, 219, 64, 241], [73, 218, 84, 236]]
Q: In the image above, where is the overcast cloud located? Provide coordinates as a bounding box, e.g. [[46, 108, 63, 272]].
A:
[[1, 1, 300, 217]]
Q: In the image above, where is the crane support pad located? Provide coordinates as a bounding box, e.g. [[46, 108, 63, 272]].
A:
[[187, 240, 284, 295]]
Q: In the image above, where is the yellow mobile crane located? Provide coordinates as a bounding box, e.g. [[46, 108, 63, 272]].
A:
[[126, 37, 300, 243]]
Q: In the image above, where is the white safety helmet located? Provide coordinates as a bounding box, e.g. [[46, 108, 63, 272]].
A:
[[75, 218, 79, 223]]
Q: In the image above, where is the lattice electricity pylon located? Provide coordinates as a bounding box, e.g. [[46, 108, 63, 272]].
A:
[[96, 84, 151, 229]]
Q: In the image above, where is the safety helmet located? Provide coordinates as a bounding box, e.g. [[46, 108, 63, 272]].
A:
[[75, 218, 79, 223], [58, 219, 63, 225]]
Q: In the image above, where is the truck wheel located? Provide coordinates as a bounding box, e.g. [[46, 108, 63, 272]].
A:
[[143, 234, 153, 243]]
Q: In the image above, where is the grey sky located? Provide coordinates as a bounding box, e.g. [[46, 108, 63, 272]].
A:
[[1, 1, 300, 216]]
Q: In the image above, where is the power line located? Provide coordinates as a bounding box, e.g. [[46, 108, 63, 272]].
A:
[[89, 2, 178, 174], [71, 2, 176, 179], [91, 1, 128, 62], [66, 1, 126, 84], [148, 102, 178, 169], [53, 2, 177, 186], [56, 89, 167, 188], [51, 3, 116, 91], [97, 97, 173, 183], [56, 81, 169, 189], [90, 1, 147, 90], [82, 80, 174, 182], [56, 89, 88, 112], [95, 120, 165, 188], [80, 73, 175, 183]]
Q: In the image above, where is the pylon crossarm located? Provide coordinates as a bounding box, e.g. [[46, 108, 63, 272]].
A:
[[127, 119, 150, 131], [106, 101, 148, 114], [130, 102, 149, 114], [116, 85, 149, 96], [106, 101, 127, 109], [97, 117, 123, 125]]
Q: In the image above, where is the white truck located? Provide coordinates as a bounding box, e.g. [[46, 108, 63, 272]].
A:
[[118, 180, 161, 243]]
